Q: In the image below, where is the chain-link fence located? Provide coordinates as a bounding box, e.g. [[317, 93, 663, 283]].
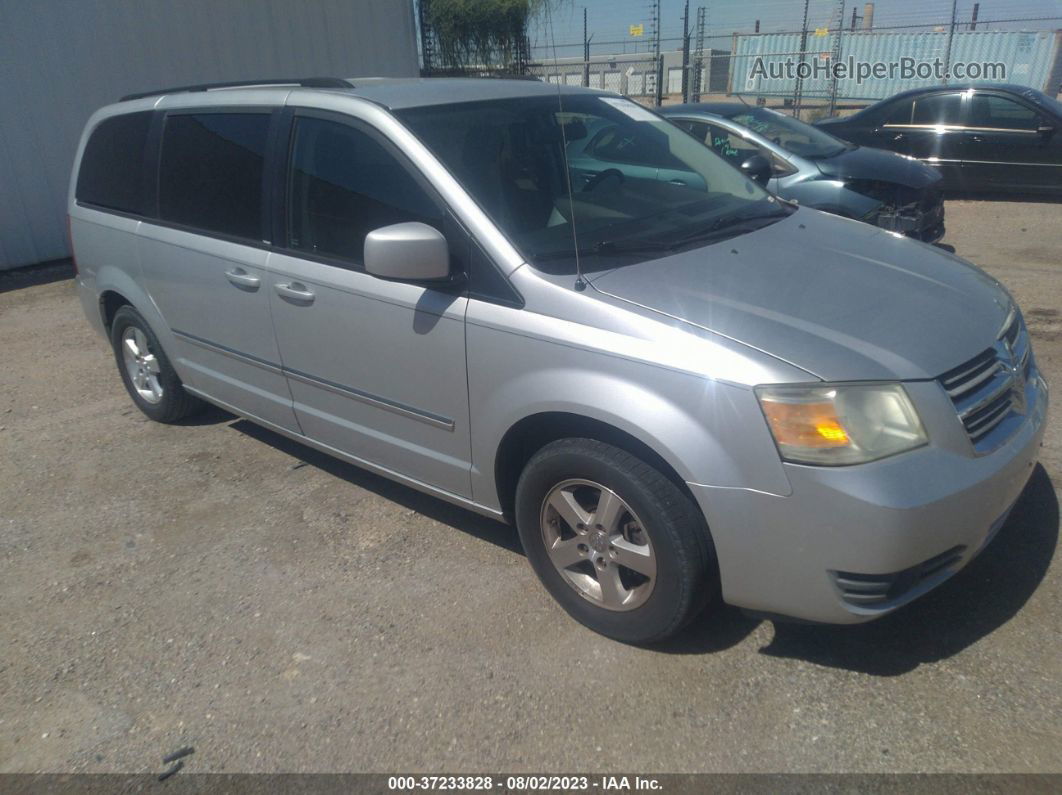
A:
[[512, 0, 1062, 119]]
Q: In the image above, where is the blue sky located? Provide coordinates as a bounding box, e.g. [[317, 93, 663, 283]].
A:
[[529, 0, 1061, 57]]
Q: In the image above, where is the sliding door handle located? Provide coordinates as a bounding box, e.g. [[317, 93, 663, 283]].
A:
[[224, 268, 260, 289], [274, 282, 315, 305]]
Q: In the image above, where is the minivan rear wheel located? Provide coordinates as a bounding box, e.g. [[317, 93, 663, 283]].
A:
[[110, 306, 203, 423], [515, 438, 715, 643]]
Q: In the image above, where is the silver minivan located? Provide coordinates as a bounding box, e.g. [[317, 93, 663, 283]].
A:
[[70, 78, 1048, 643]]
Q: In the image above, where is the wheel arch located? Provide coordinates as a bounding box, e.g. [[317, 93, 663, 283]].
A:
[[99, 289, 132, 330], [493, 411, 696, 523]]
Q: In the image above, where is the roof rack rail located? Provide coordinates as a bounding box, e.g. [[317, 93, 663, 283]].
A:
[[119, 77, 353, 102]]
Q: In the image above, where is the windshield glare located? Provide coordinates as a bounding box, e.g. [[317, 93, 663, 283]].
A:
[[727, 107, 848, 159], [396, 95, 785, 274]]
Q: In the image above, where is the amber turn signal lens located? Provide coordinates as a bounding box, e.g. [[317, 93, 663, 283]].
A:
[[760, 400, 850, 449]]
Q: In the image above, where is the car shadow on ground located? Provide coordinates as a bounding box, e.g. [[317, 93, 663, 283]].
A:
[[227, 417, 522, 555], [662, 464, 1058, 676], [215, 410, 1056, 673]]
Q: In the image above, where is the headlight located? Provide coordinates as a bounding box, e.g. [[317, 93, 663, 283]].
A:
[[755, 383, 927, 465]]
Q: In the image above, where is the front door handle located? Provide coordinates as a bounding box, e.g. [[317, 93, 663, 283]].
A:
[[669, 179, 687, 186], [224, 268, 260, 290], [274, 282, 315, 305]]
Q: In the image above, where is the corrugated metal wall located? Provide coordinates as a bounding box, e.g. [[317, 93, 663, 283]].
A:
[[0, 0, 419, 271], [731, 30, 1060, 101]]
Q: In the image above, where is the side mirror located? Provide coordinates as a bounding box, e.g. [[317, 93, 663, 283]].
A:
[[364, 222, 450, 282], [740, 154, 772, 186]]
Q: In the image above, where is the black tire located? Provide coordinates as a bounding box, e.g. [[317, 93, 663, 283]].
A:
[[110, 305, 204, 423], [515, 438, 716, 644]]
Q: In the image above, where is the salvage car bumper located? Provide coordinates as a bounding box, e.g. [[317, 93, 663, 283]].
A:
[[876, 199, 945, 243]]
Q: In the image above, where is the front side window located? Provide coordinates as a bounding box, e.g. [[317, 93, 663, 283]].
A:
[[158, 112, 270, 240], [910, 94, 965, 126], [706, 123, 761, 164], [397, 95, 785, 274], [76, 112, 152, 213], [286, 117, 442, 264], [968, 94, 1038, 130]]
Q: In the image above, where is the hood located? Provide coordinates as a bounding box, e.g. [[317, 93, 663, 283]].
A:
[[813, 146, 940, 188], [588, 208, 1010, 382]]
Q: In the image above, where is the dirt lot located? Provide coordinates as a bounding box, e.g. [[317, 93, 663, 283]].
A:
[[1, 199, 1060, 774]]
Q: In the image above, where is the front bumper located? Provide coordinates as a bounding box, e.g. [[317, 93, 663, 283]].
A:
[[876, 199, 945, 243], [689, 369, 1048, 624]]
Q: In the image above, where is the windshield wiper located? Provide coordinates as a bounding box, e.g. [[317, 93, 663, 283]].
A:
[[531, 237, 671, 261], [530, 208, 790, 262], [670, 209, 789, 248]]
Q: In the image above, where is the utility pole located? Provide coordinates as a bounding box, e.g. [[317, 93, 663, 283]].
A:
[[827, 0, 845, 117], [649, 0, 663, 106], [943, 0, 958, 83], [793, 0, 810, 117], [681, 0, 690, 102], [692, 5, 706, 102], [583, 7, 590, 87], [418, 0, 435, 75], [971, 2, 979, 30]]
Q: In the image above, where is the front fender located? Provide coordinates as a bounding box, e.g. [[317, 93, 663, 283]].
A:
[[467, 322, 793, 512], [783, 180, 882, 219]]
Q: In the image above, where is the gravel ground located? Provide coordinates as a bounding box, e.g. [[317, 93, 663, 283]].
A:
[[1, 199, 1060, 774]]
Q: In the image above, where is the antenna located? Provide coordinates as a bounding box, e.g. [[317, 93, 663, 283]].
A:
[[544, 0, 586, 290]]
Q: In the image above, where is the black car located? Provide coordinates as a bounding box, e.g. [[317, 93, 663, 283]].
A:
[[816, 84, 1062, 195]]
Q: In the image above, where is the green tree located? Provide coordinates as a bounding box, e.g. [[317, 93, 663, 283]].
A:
[[423, 0, 562, 73]]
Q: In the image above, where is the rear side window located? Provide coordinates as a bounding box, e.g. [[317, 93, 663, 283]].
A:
[[76, 112, 152, 213], [158, 112, 270, 240], [968, 94, 1038, 130], [286, 116, 442, 264]]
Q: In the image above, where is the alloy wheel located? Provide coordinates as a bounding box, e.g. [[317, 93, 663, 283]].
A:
[[539, 479, 656, 611], [121, 326, 163, 404]]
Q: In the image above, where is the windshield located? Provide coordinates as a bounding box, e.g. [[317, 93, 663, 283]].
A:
[[725, 107, 849, 159], [396, 94, 788, 274]]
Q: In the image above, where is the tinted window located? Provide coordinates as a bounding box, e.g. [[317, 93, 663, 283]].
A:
[[910, 94, 964, 125], [882, 99, 914, 125], [287, 117, 441, 264], [76, 112, 152, 213], [158, 113, 270, 239], [968, 94, 1038, 130]]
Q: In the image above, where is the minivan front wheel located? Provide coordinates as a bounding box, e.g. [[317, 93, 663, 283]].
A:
[[515, 438, 715, 643], [110, 306, 203, 423]]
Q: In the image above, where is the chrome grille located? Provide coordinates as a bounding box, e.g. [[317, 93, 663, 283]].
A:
[[939, 307, 1032, 452]]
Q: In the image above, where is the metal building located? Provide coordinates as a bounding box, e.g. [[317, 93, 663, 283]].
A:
[[0, 0, 419, 271]]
